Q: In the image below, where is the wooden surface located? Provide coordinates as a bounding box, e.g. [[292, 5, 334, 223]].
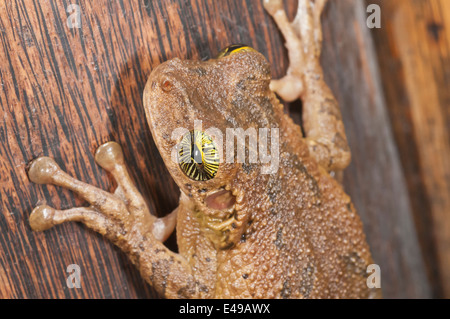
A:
[[368, 0, 450, 298], [0, 0, 445, 298]]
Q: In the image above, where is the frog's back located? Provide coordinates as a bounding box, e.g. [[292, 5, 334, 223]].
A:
[[213, 98, 378, 299]]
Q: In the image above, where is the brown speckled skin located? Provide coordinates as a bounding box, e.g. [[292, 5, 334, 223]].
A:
[[144, 52, 376, 299], [27, 0, 380, 298]]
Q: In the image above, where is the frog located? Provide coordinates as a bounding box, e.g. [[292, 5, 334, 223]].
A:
[[27, 0, 380, 298]]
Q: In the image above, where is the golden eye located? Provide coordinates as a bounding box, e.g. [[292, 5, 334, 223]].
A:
[[216, 44, 256, 58], [178, 130, 220, 181]]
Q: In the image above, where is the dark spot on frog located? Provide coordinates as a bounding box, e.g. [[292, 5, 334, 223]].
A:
[[231, 222, 237, 229], [257, 63, 271, 76], [242, 273, 249, 279], [162, 133, 170, 140], [177, 279, 197, 298], [341, 252, 367, 277], [150, 259, 172, 294], [332, 133, 350, 152], [242, 162, 253, 174], [300, 263, 315, 298], [231, 96, 244, 109], [260, 96, 273, 113], [139, 243, 145, 251], [198, 283, 209, 293], [236, 79, 247, 90], [192, 67, 207, 76], [267, 189, 278, 203], [281, 280, 291, 299], [291, 155, 321, 197], [274, 228, 284, 249], [154, 248, 163, 254], [188, 192, 193, 198], [185, 183, 192, 190], [240, 233, 246, 243], [347, 203, 353, 212], [269, 206, 277, 215], [319, 99, 342, 120], [198, 188, 207, 194], [266, 175, 281, 203], [205, 257, 211, 262]]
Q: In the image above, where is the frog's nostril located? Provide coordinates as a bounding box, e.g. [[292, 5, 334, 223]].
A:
[[161, 79, 173, 92]]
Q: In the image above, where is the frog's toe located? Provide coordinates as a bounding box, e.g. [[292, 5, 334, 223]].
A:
[[93, 141, 151, 223], [94, 141, 124, 171], [270, 76, 304, 102], [28, 157, 60, 185], [263, 0, 283, 15], [29, 205, 56, 231]]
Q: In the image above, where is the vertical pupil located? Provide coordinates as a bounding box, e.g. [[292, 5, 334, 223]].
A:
[[179, 130, 219, 181], [192, 143, 202, 164]]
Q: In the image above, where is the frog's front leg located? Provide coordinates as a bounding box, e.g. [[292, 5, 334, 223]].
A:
[[264, 0, 351, 171], [28, 142, 202, 298]]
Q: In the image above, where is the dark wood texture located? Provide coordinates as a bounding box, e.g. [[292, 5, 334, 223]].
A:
[[0, 0, 444, 298]]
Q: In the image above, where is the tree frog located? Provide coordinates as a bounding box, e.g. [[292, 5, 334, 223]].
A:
[[27, 0, 380, 298]]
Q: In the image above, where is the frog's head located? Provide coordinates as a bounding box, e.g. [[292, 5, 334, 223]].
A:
[[143, 47, 277, 248]]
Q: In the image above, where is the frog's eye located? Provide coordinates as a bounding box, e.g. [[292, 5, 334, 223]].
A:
[[178, 130, 220, 181], [216, 44, 256, 58]]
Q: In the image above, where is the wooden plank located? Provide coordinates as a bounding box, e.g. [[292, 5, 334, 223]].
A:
[[318, 0, 430, 299], [0, 0, 432, 298], [368, 0, 450, 298]]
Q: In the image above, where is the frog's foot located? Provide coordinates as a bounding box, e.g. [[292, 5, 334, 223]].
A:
[[28, 142, 176, 242], [29, 205, 122, 236], [28, 142, 206, 298], [264, 0, 326, 102], [265, 0, 351, 171]]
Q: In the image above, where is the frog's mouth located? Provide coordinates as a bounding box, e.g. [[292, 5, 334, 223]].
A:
[[204, 189, 235, 210]]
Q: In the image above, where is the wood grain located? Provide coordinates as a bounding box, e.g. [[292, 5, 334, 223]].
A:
[[368, 0, 450, 298], [0, 0, 439, 298]]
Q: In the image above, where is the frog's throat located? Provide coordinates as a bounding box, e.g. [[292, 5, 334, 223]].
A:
[[194, 208, 240, 250], [194, 187, 249, 250]]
